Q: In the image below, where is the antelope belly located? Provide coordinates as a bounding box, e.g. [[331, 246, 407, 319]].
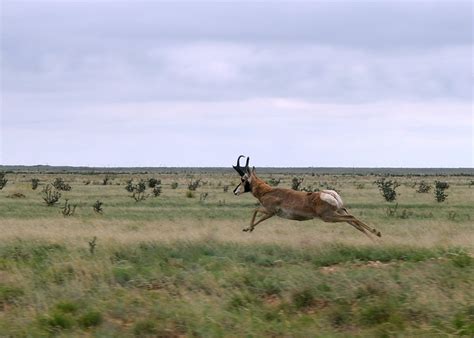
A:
[[276, 208, 313, 221]]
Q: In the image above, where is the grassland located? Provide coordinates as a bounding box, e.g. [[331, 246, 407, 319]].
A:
[[0, 168, 473, 337]]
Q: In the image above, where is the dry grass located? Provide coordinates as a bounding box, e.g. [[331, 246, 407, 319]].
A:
[[0, 217, 472, 249], [0, 169, 473, 336]]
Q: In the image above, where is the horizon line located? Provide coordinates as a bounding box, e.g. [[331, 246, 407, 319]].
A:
[[1, 164, 473, 170]]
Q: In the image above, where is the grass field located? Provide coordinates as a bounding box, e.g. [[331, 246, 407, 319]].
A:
[[0, 168, 473, 337]]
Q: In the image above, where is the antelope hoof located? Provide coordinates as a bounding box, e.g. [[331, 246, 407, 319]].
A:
[[243, 228, 250, 232], [373, 230, 382, 237]]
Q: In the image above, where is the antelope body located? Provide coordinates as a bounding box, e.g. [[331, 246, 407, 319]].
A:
[[233, 156, 381, 239]]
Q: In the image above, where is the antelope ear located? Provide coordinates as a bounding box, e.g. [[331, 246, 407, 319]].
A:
[[252, 166, 256, 175]]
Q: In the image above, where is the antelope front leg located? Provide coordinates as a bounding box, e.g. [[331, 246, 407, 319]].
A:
[[243, 208, 273, 232], [242, 208, 261, 232]]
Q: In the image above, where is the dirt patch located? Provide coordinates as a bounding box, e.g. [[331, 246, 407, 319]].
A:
[[263, 294, 282, 307], [320, 260, 394, 274]]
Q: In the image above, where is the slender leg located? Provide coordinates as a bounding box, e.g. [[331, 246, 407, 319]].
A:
[[336, 210, 381, 237], [250, 208, 262, 225], [321, 212, 381, 240], [242, 208, 261, 231], [243, 208, 274, 232]]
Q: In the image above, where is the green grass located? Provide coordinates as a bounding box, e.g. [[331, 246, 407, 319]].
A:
[[0, 240, 472, 336], [0, 170, 472, 336]]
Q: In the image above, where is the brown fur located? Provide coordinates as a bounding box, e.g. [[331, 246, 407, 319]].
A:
[[237, 169, 381, 239]]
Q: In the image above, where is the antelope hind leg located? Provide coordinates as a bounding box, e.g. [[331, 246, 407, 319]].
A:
[[338, 209, 382, 237], [321, 213, 381, 240], [324, 214, 375, 240]]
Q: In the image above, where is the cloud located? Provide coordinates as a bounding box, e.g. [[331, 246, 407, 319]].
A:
[[3, 42, 471, 107], [2, 99, 472, 167], [2, 1, 471, 48], [1, 1, 472, 167]]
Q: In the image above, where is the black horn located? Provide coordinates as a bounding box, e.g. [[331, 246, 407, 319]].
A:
[[245, 157, 250, 173], [233, 155, 246, 177]]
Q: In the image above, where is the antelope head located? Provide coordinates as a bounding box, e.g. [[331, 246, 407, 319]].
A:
[[232, 155, 253, 195]]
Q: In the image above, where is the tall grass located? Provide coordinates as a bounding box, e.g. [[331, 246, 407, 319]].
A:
[[0, 171, 472, 336], [0, 240, 472, 336]]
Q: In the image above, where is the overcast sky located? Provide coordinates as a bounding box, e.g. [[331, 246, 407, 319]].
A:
[[1, 1, 472, 167]]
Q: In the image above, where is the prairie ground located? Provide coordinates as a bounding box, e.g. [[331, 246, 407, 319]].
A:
[[0, 169, 473, 337]]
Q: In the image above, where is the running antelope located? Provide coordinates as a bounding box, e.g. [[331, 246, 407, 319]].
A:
[[232, 156, 381, 239]]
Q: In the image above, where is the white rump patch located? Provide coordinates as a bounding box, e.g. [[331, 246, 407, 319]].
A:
[[320, 190, 344, 209]]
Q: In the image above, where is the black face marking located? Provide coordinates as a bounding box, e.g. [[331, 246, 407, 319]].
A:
[[244, 181, 251, 192], [233, 180, 251, 194]]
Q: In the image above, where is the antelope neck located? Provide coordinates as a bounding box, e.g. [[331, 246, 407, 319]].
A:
[[251, 176, 273, 199]]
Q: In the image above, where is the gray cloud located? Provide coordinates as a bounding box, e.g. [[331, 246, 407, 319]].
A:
[[2, 1, 471, 47], [1, 1, 472, 166]]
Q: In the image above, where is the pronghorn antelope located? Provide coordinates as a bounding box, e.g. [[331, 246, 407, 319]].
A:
[[232, 156, 381, 239]]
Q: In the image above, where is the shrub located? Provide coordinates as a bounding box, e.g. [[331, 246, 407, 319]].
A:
[[186, 191, 195, 198], [374, 177, 400, 202], [302, 185, 317, 192], [448, 211, 458, 221], [0, 172, 7, 190], [93, 200, 103, 214], [386, 203, 398, 217], [125, 179, 135, 192], [152, 185, 162, 197], [291, 177, 304, 191], [52, 177, 71, 191], [188, 179, 201, 191], [223, 185, 229, 192], [148, 178, 161, 188], [136, 181, 147, 193], [88, 237, 97, 254], [171, 182, 179, 189], [416, 181, 431, 193], [31, 178, 40, 190], [61, 199, 76, 217], [268, 177, 281, 187], [128, 180, 148, 202], [42, 184, 61, 206], [434, 180, 449, 202]]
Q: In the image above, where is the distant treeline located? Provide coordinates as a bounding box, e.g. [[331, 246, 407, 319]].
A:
[[0, 165, 473, 176]]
